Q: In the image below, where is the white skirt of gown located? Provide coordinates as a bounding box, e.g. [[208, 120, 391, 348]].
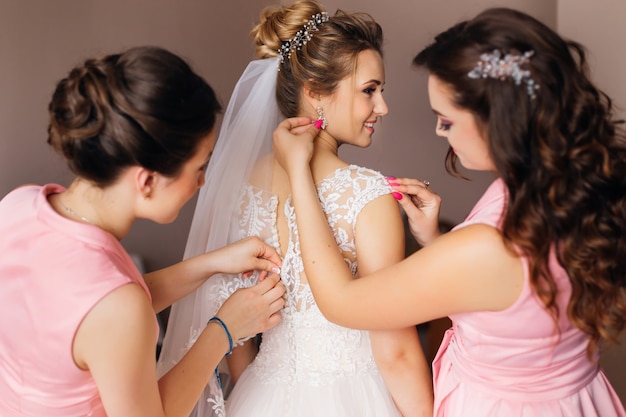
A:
[[225, 307, 402, 417]]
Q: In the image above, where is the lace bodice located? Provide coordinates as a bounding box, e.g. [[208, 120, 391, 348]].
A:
[[159, 165, 392, 417], [227, 165, 393, 385], [160, 165, 394, 415]]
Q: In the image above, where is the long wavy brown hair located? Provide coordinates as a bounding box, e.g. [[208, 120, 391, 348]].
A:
[[414, 8, 626, 358]]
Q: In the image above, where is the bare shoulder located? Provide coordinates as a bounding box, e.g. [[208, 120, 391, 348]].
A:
[[443, 223, 515, 255], [311, 154, 348, 183]]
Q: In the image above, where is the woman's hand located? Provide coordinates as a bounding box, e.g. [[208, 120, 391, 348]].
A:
[[210, 236, 282, 281], [272, 117, 319, 176], [145, 236, 282, 313], [216, 273, 286, 341], [387, 177, 442, 246]]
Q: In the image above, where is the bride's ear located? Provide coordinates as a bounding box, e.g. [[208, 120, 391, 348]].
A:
[[302, 84, 321, 111]]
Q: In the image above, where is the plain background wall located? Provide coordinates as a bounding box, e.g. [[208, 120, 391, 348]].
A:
[[1, 0, 623, 401]]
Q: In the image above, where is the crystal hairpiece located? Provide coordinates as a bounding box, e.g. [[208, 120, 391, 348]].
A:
[[467, 49, 539, 99], [278, 12, 330, 67]]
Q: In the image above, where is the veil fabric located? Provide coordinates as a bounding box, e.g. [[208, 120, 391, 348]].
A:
[[156, 57, 282, 417]]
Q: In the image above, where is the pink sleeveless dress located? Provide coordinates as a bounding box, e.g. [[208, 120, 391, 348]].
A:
[[432, 179, 625, 416], [0, 184, 155, 417]]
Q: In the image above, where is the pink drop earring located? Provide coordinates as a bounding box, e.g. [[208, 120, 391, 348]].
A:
[[315, 106, 328, 129]]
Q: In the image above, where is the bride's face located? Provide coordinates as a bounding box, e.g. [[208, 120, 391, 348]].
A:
[[322, 49, 388, 148]]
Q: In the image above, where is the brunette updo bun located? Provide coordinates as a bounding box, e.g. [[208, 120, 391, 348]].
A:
[[48, 46, 221, 187]]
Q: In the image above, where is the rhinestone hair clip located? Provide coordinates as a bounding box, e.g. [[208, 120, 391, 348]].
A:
[[278, 12, 330, 67], [467, 49, 539, 99]]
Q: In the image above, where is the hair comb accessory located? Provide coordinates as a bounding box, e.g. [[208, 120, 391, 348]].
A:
[[468, 49, 539, 99], [278, 12, 330, 68]]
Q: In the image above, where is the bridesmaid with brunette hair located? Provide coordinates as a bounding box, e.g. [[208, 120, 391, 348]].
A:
[[0, 46, 285, 417]]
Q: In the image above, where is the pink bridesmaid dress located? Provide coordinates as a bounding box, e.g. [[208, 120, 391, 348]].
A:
[[433, 179, 625, 416], [0, 184, 156, 417]]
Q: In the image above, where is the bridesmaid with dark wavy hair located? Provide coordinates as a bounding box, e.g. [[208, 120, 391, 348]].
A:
[[273, 7, 626, 416]]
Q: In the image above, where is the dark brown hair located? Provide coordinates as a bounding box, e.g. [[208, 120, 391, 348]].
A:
[[48, 46, 222, 187], [414, 7, 626, 357]]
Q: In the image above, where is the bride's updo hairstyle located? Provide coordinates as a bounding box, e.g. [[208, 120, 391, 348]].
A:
[[47, 46, 221, 187], [250, 0, 383, 117]]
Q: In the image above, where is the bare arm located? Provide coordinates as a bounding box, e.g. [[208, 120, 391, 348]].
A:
[[145, 236, 282, 313], [75, 274, 285, 417], [356, 193, 433, 416], [272, 117, 524, 330]]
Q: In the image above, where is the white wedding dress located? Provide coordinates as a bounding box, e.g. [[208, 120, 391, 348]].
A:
[[157, 59, 402, 417], [224, 164, 402, 417]]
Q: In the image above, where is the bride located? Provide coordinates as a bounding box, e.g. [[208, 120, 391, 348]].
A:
[[157, 1, 433, 416]]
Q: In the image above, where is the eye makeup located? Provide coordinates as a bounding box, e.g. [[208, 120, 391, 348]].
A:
[[438, 119, 452, 131]]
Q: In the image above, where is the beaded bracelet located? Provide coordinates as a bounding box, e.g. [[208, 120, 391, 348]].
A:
[[208, 316, 233, 356]]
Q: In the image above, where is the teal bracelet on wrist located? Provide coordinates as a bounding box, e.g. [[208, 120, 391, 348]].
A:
[[208, 316, 233, 356]]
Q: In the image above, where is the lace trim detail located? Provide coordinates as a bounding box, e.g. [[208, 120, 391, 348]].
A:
[[238, 185, 280, 254], [204, 377, 226, 417]]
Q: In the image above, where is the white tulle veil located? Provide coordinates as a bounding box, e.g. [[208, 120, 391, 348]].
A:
[[156, 57, 281, 417]]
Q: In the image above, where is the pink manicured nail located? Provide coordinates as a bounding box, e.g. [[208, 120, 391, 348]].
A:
[[314, 119, 323, 129], [389, 182, 399, 187], [392, 191, 403, 200], [385, 176, 396, 181]]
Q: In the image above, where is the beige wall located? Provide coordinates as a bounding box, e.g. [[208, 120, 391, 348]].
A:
[[557, 0, 626, 119], [557, 0, 626, 403], [1, 0, 623, 402]]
